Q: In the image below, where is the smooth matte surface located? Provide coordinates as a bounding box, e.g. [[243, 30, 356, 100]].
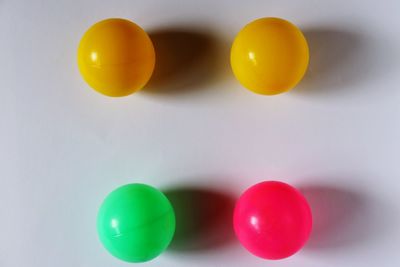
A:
[[1, 0, 400, 267]]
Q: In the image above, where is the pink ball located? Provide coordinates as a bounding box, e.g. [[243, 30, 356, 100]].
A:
[[233, 181, 312, 260]]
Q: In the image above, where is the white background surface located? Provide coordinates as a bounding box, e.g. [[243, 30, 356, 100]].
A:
[[1, 0, 400, 266]]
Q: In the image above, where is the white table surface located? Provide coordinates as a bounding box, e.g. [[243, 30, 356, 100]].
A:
[[2, 0, 400, 266]]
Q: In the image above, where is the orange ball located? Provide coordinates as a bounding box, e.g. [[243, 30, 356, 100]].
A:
[[77, 18, 155, 97], [231, 17, 309, 95]]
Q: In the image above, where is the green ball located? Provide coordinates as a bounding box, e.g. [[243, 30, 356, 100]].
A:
[[97, 183, 176, 262]]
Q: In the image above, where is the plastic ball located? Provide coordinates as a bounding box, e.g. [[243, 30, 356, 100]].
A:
[[230, 17, 309, 95], [97, 183, 175, 262], [77, 18, 155, 97], [233, 181, 312, 260]]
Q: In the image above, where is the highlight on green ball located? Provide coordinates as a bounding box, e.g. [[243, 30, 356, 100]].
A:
[[97, 183, 176, 262]]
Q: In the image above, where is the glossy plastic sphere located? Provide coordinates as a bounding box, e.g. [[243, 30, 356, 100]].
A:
[[233, 181, 312, 260], [77, 18, 155, 97], [230, 17, 309, 95], [97, 184, 175, 262]]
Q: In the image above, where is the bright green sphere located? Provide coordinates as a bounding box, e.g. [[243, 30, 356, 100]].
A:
[[97, 183, 176, 262]]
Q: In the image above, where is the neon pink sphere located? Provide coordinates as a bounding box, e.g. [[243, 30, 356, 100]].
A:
[[233, 181, 312, 260]]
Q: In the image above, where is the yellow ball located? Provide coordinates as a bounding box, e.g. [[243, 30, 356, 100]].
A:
[[77, 18, 155, 97], [230, 17, 309, 95]]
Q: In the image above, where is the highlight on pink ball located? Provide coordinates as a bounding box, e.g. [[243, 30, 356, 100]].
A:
[[233, 181, 312, 260]]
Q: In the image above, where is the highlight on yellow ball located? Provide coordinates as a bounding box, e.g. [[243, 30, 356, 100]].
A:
[[77, 18, 155, 97], [230, 17, 309, 95]]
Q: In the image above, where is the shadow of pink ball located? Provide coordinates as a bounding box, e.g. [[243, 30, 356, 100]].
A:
[[233, 181, 312, 260]]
